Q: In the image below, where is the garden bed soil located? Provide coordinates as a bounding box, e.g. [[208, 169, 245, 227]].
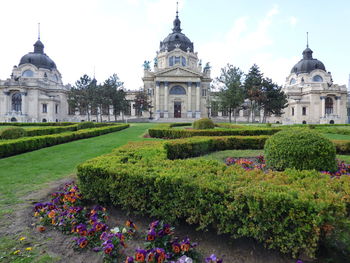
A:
[[0, 178, 306, 263]]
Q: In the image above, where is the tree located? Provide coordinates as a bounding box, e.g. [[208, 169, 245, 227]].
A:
[[260, 78, 288, 123], [244, 64, 264, 123], [103, 74, 126, 121], [216, 64, 245, 123], [133, 89, 151, 117]]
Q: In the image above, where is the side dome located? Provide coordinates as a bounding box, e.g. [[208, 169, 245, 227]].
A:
[[159, 11, 193, 52], [291, 46, 325, 74], [19, 39, 57, 70]]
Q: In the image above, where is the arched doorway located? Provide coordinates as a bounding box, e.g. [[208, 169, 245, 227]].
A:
[[329, 120, 334, 124], [302, 120, 307, 124], [10, 117, 17, 122], [42, 118, 47, 123], [174, 101, 181, 118]]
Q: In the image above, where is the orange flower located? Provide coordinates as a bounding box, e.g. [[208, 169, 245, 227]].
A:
[[147, 253, 154, 262], [37, 226, 46, 232], [181, 243, 190, 252], [172, 244, 181, 253], [51, 219, 56, 225], [135, 252, 145, 262], [79, 239, 88, 248]]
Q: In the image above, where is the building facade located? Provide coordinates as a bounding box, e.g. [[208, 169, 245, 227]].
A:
[[143, 10, 212, 120], [282, 44, 347, 124], [0, 38, 69, 123]]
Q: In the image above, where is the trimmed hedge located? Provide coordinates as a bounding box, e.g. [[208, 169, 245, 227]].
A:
[[0, 122, 75, 126], [148, 127, 281, 139], [25, 125, 78, 137], [193, 118, 215, 129], [264, 129, 337, 172], [0, 127, 26, 139], [77, 140, 350, 258], [0, 124, 129, 158], [164, 135, 268, 159]]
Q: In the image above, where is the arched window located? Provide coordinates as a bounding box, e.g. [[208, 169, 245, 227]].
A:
[[10, 117, 17, 122], [182, 57, 186, 66], [22, 70, 34, 77], [289, 78, 296, 85], [312, 75, 323, 82], [42, 118, 47, 123], [169, 85, 186, 95], [12, 92, 22, 112], [325, 97, 333, 114]]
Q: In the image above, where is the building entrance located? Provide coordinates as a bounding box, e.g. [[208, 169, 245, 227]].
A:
[[174, 102, 181, 118]]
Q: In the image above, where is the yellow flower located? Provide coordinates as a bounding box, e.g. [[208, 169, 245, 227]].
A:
[[34, 212, 39, 217], [13, 250, 21, 255], [25, 247, 33, 251], [19, 237, 26, 241]]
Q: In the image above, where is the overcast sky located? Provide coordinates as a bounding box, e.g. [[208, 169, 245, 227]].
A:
[[0, 0, 349, 90]]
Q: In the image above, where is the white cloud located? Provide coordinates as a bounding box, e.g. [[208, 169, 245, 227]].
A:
[[289, 16, 298, 27]]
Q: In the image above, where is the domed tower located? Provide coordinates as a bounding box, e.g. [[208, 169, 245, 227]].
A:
[[0, 30, 69, 123], [282, 34, 347, 124], [142, 4, 212, 120]]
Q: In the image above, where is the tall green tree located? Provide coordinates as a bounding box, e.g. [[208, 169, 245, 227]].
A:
[[244, 64, 264, 122], [133, 89, 151, 117], [216, 64, 245, 122], [260, 78, 288, 123], [103, 74, 126, 121]]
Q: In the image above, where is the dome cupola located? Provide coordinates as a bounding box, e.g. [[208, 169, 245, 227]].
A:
[[290, 34, 326, 74], [19, 37, 57, 70], [159, 5, 193, 53]]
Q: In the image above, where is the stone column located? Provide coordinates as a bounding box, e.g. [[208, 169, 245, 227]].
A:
[[21, 92, 27, 116], [155, 81, 160, 119], [335, 96, 341, 117], [195, 82, 200, 118], [164, 82, 169, 118], [3, 91, 10, 116], [187, 82, 192, 118], [294, 102, 299, 123], [320, 96, 325, 117]]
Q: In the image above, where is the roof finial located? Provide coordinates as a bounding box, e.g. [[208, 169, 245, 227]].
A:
[[306, 32, 309, 48], [176, 1, 179, 17], [38, 22, 41, 40]]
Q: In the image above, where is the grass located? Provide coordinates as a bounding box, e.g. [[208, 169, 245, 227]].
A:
[[323, 133, 350, 140]]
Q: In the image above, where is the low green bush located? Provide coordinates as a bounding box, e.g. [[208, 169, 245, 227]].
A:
[[0, 122, 76, 126], [0, 127, 26, 139], [77, 121, 95, 130], [0, 124, 129, 158], [25, 125, 78, 137], [193, 118, 215, 129], [148, 127, 281, 139], [77, 140, 350, 258], [164, 135, 268, 159], [264, 129, 337, 172]]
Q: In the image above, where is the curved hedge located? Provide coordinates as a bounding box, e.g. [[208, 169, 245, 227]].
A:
[[0, 124, 129, 158], [77, 138, 350, 258], [193, 118, 215, 129], [264, 129, 337, 172], [0, 127, 26, 139]]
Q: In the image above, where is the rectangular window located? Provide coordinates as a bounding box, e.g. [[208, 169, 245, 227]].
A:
[[169, 57, 174, 66], [55, 104, 59, 114], [302, 107, 306, 116], [175, 56, 181, 64], [201, 89, 207, 97], [292, 107, 294, 116], [42, 104, 47, 113]]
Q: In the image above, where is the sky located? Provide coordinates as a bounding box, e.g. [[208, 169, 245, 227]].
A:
[[0, 0, 349, 90]]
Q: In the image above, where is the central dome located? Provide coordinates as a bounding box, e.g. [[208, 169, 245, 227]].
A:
[[159, 11, 193, 53], [291, 46, 325, 74], [19, 39, 57, 70]]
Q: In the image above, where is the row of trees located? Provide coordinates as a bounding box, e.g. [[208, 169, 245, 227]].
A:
[[68, 74, 151, 121], [215, 64, 288, 123]]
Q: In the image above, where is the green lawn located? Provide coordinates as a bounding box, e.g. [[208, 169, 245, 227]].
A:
[[0, 123, 156, 218], [323, 133, 350, 140]]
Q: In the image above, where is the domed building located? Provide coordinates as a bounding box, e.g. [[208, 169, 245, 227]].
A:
[[143, 7, 212, 119], [0, 37, 69, 122], [282, 42, 347, 124]]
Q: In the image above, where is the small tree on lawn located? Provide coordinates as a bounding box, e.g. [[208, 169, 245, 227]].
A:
[[260, 78, 288, 123], [133, 89, 151, 117], [216, 64, 245, 122]]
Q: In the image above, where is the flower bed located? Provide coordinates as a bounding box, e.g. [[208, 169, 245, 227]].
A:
[[77, 140, 350, 258], [33, 182, 224, 263]]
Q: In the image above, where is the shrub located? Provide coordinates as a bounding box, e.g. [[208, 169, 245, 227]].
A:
[[77, 140, 350, 258], [0, 127, 26, 139], [264, 129, 337, 172], [77, 121, 95, 130], [193, 118, 215, 129]]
